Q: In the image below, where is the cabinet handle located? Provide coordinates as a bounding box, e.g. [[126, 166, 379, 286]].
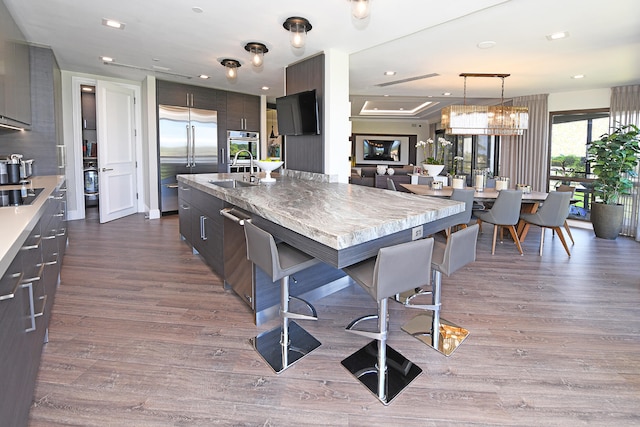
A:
[[22, 282, 36, 333], [185, 124, 191, 167], [180, 204, 190, 210], [191, 125, 196, 167], [220, 207, 247, 226], [25, 262, 45, 284], [56, 228, 67, 237], [221, 148, 225, 162], [35, 295, 47, 318], [0, 272, 24, 301], [200, 215, 208, 240], [167, 184, 179, 189], [22, 237, 42, 251]]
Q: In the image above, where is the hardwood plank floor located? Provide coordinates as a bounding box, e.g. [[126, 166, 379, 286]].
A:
[[29, 211, 640, 426]]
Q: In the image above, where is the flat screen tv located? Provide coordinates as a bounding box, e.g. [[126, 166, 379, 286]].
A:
[[276, 90, 320, 136], [362, 139, 401, 162]]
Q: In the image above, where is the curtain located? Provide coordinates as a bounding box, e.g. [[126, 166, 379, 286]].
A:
[[609, 85, 640, 240], [499, 94, 549, 192]]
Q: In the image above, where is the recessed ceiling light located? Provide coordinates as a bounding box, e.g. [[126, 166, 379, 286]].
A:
[[102, 18, 125, 30], [100, 56, 114, 62], [546, 31, 569, 41], [384, 71, 396, 76], [442, 92, 451, 96], [477, 41, 496, 49], [572, 74, 585, 79], [261, 86, 269, 91], [383, 94, 389, 97], [192, 6, 204, 13], [199, 75, 209, 79]]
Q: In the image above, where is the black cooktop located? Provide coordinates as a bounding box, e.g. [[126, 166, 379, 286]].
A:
[[0, 187, 44, 207]]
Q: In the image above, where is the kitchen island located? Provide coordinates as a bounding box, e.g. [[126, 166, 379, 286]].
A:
[[178, 171, 463, 267], [177, 171, 463, 324]]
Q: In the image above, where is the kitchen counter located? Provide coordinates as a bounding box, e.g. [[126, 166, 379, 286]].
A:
[[0, 175, 65, 278], [177, 171, 463, 267]]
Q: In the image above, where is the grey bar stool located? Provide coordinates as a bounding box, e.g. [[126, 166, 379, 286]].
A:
[[401, 224, 479, 356], [341, 237, 434, 405], [244, 221, 321, 374]]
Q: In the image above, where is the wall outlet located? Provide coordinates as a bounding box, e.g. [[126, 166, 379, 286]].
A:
[[412, 226, 423, 240]]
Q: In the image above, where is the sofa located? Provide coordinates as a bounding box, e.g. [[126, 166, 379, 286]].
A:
[[350, 165, 414, 192]]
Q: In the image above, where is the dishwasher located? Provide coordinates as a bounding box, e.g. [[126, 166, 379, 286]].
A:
[[220, 207, 254, 309]]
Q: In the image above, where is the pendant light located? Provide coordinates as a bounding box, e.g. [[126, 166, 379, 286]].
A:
[[441, 73, 529, 136], [220, 59, 241, 80], [350, 0, 371, 19], [244, 42, 268, 67], [283, 17, 312, 49]]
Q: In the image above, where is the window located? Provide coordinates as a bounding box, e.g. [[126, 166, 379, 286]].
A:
[[548, 109, 609, 219]]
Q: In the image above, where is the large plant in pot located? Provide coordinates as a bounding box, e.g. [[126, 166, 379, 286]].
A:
[[587, 123, 640, 239]]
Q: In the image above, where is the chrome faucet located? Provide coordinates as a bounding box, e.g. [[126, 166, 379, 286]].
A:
[[232, 150, 256, 181]]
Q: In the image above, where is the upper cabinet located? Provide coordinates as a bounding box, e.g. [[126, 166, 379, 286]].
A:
[[0, 2, 31, 129], [156, 80, 223, 112], [226, 91, 260, 132]]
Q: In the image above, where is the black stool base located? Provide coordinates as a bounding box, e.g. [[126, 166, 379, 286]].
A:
[[341, 340, 422, 405], [250, 321, 321, 374], [402, 313, 469, 357]]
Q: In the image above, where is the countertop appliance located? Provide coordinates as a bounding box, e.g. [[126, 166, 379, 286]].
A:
[[228, 130, 259, 171], [158, 104, 219, 214]]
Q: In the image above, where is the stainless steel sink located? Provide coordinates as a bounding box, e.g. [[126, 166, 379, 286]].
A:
[[208, 179, 258, 189]]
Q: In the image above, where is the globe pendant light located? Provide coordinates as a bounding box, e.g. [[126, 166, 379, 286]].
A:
[[283, 17, 312, 48], [244, 42, 268, 67], [220, 59, 241, 80]]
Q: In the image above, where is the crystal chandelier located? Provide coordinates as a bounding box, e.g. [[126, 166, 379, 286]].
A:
[[441, 73, 529, 136]]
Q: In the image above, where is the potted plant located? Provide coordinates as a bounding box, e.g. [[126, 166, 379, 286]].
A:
[[416, 137, 451, 176], [587, 123, 640, 239]]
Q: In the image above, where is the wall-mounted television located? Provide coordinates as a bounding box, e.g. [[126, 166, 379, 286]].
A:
[[276, 89, 320, 136]]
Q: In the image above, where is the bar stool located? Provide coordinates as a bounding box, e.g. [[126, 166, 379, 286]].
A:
[[244, 221, 321, 374], [341, 237, 434, 405], [401, 224, 479, 356]]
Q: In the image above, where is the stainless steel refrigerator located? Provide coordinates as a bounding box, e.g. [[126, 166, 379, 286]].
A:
[[158, 104, 218, 214]]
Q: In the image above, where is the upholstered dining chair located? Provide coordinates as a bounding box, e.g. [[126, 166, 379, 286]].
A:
[[341, 237, 434, 405], [556, 184, 576, 244], [475, 189, 524, 255], [447, 188, 475, 235], [519, 191, 573, 257]]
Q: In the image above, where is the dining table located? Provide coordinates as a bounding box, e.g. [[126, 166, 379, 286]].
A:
[[400, 184, 550, 240]]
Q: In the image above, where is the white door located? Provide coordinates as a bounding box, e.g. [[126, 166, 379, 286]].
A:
[[96, 82, 138, 223]]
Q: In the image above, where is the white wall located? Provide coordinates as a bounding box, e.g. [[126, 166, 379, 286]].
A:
[[323, 49, 351, 182], [548, 88, 610, 112]]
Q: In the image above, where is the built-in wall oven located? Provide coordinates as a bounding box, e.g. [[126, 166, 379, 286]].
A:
[[227, 130, 259, 171]]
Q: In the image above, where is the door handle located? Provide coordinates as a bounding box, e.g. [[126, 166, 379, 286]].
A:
[[101, 168, 114, 172]]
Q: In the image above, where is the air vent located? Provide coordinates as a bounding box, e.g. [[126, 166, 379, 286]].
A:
[[103, 61, 193, 79], [375, 73, 439, 87]]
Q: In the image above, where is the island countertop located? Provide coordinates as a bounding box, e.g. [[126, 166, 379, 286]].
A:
[[177, 172, 462, 252]]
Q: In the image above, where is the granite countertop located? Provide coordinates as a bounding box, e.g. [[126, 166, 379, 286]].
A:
[[177, 172, 462, 250], [0, 176, 65, 278]]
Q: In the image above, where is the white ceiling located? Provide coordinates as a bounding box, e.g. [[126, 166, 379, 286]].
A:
[[5, 0, 640, 122]]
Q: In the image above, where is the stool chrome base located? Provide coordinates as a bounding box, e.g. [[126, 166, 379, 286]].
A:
[[250, 321, 321, 374], [341, 340, 422, 405], [401, 313, 469, 357]]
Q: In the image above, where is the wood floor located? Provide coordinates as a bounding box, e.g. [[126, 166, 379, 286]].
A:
[[29, 211, 640, 426]]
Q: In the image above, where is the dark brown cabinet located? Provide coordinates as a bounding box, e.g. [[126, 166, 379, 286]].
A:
[[178, 183, 225, 277], [156, 80, 223, 111], [226, 91, 260, 132], [0, 181, 67, 426]]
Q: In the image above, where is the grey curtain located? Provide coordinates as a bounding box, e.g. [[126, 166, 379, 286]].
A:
[[499, 94, 549, 192], [609, 85, 640, 239]]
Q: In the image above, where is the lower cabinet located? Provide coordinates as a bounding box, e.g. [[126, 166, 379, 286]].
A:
[[0, 181, 67, 426], [178, 183, 225, 277]]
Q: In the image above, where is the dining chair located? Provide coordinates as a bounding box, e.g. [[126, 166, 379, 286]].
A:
[[447, 188, 475, 235], [555, 184, 576, 244], [519, 191, 573, 256], [475, 189, 524, 255]]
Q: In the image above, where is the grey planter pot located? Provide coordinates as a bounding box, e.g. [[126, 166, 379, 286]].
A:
[[591, 202, 624, 239]]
